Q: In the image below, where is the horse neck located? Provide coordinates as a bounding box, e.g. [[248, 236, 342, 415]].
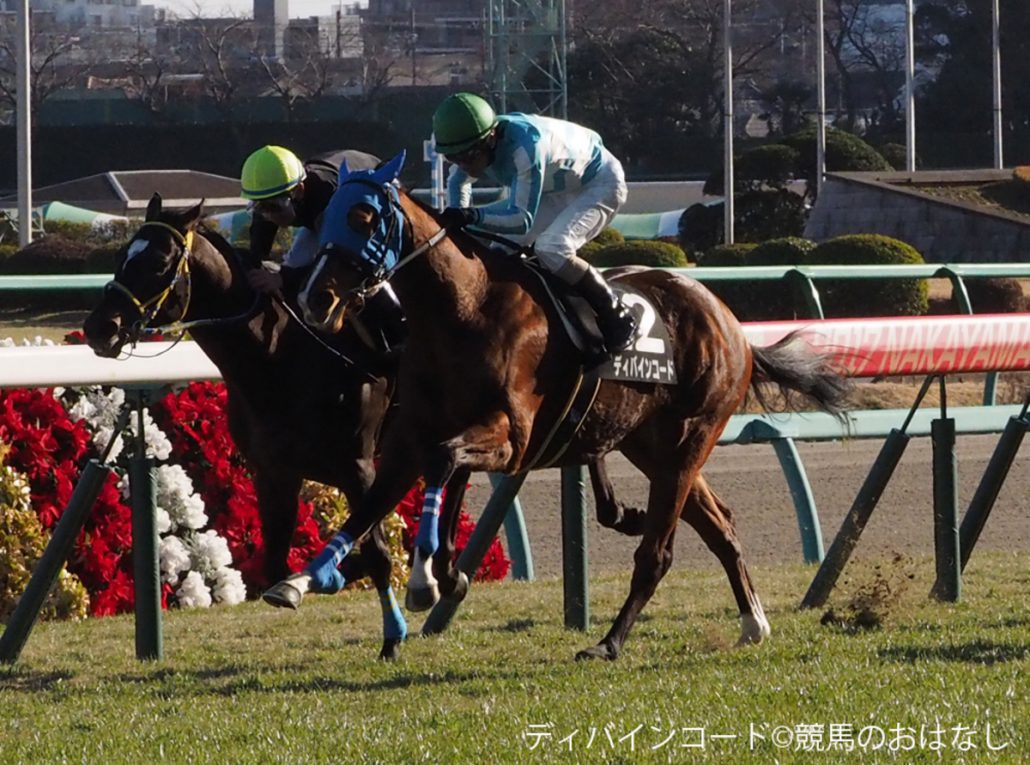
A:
[[390, 202, 488, 321], [184, 237, 288, 370]]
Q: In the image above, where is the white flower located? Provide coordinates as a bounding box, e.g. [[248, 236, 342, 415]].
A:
[[189, 529, 233, 577], [176, 570, 212, 608], [155, 464, 207, 531], [212, 567, 247, 605], [155, 507, 171, 535], [159, 535, 192, 583]]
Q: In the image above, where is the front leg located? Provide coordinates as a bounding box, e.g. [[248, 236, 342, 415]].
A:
[[264, 428, 422, 610], [252, 469, 303, 586]]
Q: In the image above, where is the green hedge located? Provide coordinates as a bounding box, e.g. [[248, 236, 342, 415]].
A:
[[578, 226, 625, 261], [0, 236, 108, 311], [696, 240, 815, 321], [809, 234, 928, 317], [781, 128, 892, 198], [965, 278, 1027, 313], [588, 240, 689, 269]]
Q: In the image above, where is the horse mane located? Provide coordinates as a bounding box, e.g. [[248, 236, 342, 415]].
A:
[[197, 223, 257, 272], [401, 187, 501, 261]]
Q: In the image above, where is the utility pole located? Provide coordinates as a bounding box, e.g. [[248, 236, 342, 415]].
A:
[[17, 0, 32, 247]]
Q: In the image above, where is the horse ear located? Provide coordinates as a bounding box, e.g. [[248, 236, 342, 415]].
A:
[[146, 193, 162, 221], [183, 199, 205, 229], [372, 151, 406, 184], [339, 158, 351, 178]]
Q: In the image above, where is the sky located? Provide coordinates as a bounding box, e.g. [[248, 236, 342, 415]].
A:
[[149, 0, 365, 20]]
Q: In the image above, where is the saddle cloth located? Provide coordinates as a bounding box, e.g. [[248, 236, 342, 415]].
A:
[[524, 261, 679, 385]]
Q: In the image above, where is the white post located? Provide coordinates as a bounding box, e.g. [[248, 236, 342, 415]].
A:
[[992, 0, 1003, 169], [815, 0, 826, 196], [904, 0, 916, 172], [16, 0, 33, 247], [723, 0, 734, 245], [423, 139, 445, 211]]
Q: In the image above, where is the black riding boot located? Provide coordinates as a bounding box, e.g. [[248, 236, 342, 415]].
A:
[[574, 266, 638, 353], [360, 285, 407, 355]]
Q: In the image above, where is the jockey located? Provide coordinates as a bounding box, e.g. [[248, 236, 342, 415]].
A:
[[239, 145, 406, 352], [432, 92, 638, 354]]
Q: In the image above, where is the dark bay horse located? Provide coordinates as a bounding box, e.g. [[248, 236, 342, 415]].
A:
[[82, 194, 412, 658], [269, 154, 852, 660]]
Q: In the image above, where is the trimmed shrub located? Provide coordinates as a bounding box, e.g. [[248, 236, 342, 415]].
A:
[[808, 234, 929, 317], [705, 144, 800, 195], [781, 127, 892, 199], [736, 190, 807, 242], [1012, 166, 1030, 187], [739, 144, 800, 190], [678, 202, 723, 255], [85, 244, 122, 275], [699, 242, 759, 267], [579, 226, 625, 261], [589, 240, 689, 269], [880, 143, 908, 171], [696, 243, 760, 320], [965, 277, 1026, 313], [696, 239, 815, 321], [0, 236, 95, 310]]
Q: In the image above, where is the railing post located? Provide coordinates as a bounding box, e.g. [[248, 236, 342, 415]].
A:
[[489, 472, 534, 581], [931, 416, 960, 602], [422, 472, 529, 636], [0, 460, 109, 664], [769, 436, 824, 563], [560, 464, 590, 630], [127, 388, 163, 660], [955, 408, 1030, 574], [800, 429, 910, 609]]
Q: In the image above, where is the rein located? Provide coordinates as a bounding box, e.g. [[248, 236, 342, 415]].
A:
[[109, 222, 264, 345]]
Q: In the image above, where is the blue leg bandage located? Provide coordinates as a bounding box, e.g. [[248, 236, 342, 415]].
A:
[[304, 530, 354, 593], [379, 587, 407, 641], [414, 486, 443, 557]]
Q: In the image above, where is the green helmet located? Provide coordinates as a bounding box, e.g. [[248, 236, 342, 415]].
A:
[[433, 93, 498, 155], [240, 145, 306, 200]]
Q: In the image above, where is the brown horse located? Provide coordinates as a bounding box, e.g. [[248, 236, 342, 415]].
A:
[[82, 194, 413, 658], [271, 154, 851, 660]]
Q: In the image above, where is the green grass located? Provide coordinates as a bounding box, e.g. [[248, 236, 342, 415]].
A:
[[1, 554, 1027, 764]]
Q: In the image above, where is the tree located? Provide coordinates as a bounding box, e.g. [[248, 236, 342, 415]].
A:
[[822, 0, 907, 134], [566, 0, 806, 173], [0, 15, 96, 119], [917, 0, 1030, 164]]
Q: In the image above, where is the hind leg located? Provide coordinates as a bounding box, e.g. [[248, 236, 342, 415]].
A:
[[253, 469, 302, 587], [431, 468, 472, 602], [577, 463, 688, 661], [589, 457, 647, 536], [361, 523, 408, 660], [682, 475, 770, 646]]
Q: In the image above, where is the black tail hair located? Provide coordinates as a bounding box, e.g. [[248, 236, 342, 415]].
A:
[[750, 331, 853, 422]]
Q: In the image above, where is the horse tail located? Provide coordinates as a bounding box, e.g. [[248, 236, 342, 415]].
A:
[[749, 331, 852, 422]]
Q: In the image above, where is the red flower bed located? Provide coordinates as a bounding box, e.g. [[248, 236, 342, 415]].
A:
[[0, 375, 510, 616]]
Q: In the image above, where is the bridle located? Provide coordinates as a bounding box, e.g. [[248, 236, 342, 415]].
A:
[[104, 221, 261, 345], [313, 179, 447, 307]]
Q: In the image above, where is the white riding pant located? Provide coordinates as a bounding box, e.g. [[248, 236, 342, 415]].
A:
[[512, 148, 627, 281]]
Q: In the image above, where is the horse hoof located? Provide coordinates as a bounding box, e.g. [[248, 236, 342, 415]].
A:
[[444, 571, 470, 604], [405, 584, 440, 612], [737, 613, 772, 646], [262, 577, 306, 610], [379, 638, 403, 661], [575, 643, 618, 661]]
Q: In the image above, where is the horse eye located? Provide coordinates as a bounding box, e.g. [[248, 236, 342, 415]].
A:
[[347, 204, 378, 235]]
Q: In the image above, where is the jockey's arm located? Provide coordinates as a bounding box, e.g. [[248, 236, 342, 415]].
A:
[[472, 148, 544, 236], [446, 164, 474, 208]]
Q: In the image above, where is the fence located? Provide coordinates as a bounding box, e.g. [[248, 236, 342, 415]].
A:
[[1, 266, 1029, 659]]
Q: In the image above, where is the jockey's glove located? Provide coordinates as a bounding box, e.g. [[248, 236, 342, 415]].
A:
[[440, 207, 482, 230]]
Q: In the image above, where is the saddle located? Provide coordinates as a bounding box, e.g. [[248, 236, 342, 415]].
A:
[[520, 257, 678, 385]]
